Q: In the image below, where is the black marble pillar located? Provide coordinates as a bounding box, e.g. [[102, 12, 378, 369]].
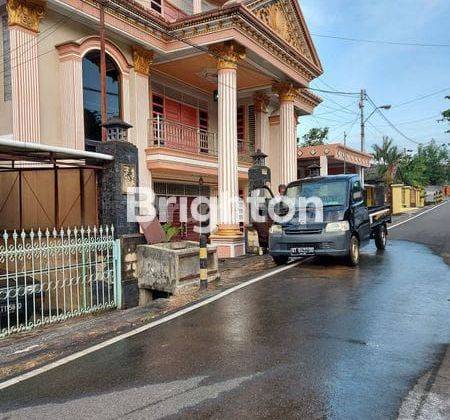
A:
[[96, 140, 139, 236]]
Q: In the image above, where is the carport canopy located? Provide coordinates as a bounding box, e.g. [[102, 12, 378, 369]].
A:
[[0, 138, 113, 168]]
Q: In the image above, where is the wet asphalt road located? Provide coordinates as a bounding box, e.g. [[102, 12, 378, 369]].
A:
[[1, 202, 449, 419]]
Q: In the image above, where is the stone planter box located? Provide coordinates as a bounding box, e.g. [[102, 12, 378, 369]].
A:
[[137, 241, 219, 303]]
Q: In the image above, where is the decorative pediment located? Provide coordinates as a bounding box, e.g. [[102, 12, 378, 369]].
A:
[[249, 0, 321, 68]]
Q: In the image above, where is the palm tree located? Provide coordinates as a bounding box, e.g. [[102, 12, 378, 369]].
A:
[[371, 136, 402, 185]]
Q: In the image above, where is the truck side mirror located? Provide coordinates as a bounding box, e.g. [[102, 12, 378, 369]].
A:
[[353, 190, 362, 201]]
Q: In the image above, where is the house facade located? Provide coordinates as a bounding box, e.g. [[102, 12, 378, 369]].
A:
[[0, 0, 323, 257]]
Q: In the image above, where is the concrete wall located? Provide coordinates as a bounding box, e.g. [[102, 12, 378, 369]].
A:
[[403, 186, 412, 208], [391, 184, 404, 215]]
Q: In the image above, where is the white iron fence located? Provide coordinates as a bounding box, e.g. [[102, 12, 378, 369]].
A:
[[0, 226, 121, 338]]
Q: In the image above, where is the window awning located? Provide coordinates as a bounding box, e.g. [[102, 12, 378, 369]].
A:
[[0, 138, 114, 168]]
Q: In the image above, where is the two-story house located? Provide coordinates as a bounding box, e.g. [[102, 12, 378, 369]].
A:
[[0, 0, 323, 257]]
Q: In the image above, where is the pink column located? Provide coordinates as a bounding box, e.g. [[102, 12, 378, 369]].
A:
[[254, 92, 270, 154], [7, 0, 44, 143], [132, 47, 153, 190], [193, 0, 202, 14], [58, 56, 84, 149], [217, 65, 239, 230], [209, 41, 246, 258], [274, 83, 298, 185], [9, 26, 41, 142]]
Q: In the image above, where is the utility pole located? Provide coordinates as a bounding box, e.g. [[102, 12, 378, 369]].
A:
[[359, 89, 366, 185], [99, 0, 107, 143], [359, 89, 366, 152], [343, 131, 347, 174]]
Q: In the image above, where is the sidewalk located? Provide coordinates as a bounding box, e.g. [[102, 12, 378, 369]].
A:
[[398, 345, 450, 419], [394, 200, 450, 419], [390, 205, 430, 225]]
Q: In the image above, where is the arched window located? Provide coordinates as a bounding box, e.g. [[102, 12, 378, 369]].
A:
[[82, 51, 121, 150]]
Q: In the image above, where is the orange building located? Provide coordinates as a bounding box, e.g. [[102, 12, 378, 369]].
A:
[[297, 144, 372, 182]]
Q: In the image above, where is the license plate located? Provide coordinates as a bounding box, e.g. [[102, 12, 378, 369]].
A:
[[290, 247, 315, 255]]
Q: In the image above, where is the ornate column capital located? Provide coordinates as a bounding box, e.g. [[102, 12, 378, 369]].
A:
[[6, 0, 45, 33], [209, 41, 246, 71], [133, 46, 154, 76], [273, 82, 298, 103], [253, 92, 270, 113]]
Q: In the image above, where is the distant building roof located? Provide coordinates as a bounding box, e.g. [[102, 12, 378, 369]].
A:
[[297, 143, 372, 168]]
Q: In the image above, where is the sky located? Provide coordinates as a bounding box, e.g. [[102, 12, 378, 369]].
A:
[[297, 0, 450, 153]]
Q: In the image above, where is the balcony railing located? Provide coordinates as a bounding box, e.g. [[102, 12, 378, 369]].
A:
[[150, 117, 217, 156], [148, 117, 254, 162]]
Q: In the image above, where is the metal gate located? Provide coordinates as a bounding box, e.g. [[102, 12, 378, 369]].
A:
[[0, 225, 121, 338]]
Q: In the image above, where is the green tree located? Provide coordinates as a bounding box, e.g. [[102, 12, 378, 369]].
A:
[[300, 127, 329, 147], [418, 140, 449, 185], [371, 136, 403, 185], [396, 141, 449, 186], [397, 153, 428, 187]]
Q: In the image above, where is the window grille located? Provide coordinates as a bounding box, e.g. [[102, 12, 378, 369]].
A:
[[153, 182, 210, 197]]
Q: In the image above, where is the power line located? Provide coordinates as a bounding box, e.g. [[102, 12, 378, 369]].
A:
[[0, 12, 78, 80], [314, 79, 361, 114], [329, 115, 360, 142], [374, 114, 442, 126], [311, 33, 450, 48], [0, 2, 244, 92], [315, 100, 360, 116], [366, 94, 422, 145], [300, 86, 359, 96], [0, 12, 73, 63], [392, 88, 450, 108], [367, 121, 385, 137]]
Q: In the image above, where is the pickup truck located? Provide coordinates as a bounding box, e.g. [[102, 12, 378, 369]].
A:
[[269, 174, 391, 266]]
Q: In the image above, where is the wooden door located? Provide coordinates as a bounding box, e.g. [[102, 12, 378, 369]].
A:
[[164, 99, 198, 153], [180, 104, 198, 152], [164, 98, 181, 149]]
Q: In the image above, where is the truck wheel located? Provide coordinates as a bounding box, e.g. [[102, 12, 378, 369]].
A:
[[346, 235, 360, 266], [272, 255, 289, 266], [375, 224, 387, 250]]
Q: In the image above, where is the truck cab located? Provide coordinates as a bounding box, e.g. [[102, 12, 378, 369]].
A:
[[269, 175, 390, 266]]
